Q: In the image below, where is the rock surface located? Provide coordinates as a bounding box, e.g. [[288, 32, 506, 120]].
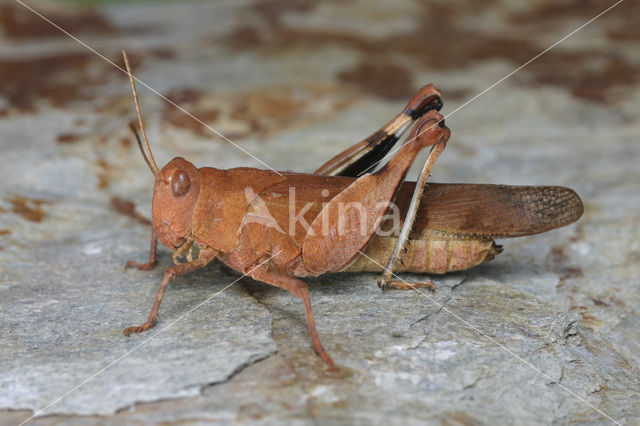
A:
[[0, 0, 639, 424]]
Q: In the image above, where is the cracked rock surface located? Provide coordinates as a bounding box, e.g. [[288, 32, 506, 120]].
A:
[[1, 0, 639, 424]]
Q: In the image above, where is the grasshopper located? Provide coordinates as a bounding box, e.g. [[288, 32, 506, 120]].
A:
[[121, 52, 583, 367]]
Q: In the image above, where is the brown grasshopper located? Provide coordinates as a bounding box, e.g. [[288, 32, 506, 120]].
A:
[[120, 52, 583, 367]]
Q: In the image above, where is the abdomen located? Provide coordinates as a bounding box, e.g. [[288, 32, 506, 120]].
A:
[[344, 230, 501, 274]]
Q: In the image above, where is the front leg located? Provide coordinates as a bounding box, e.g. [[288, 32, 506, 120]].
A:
[[124, 245, 218, 335], [172, 236, 195, 264], [126, 227, 158, 271]]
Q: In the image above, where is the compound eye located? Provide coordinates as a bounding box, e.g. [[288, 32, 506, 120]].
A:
[[171, 169, 191, 197]]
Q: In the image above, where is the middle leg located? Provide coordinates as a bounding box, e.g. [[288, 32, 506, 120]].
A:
[[250, 267, 335, 368]]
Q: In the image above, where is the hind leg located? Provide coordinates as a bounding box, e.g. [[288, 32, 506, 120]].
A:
[[378, 119, 449, 290], [315, 84, 443, 177]]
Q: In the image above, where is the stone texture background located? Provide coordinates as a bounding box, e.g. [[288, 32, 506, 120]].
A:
[[0, 0, 639, 424]]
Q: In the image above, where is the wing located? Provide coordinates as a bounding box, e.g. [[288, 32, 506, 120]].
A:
[[402, 182, 584, 238], [270, 174, 583, 240]]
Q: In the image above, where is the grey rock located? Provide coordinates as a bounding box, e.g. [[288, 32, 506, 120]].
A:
[[0, 217, 276, 416], [1, 0, 639, 424]]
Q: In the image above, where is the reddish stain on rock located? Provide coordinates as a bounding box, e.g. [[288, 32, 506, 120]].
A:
[[162, 87, 313, 138], [223, 26, 264, 50], [120, 136, 132, 147], [149, 48, 176, 60], [445, 87, 473, 101], [0, 229, 11, 236], [510, 0, 638, 26], [560, 266, 584, 280], [570, 305, 588, 311], [252, 0, 321, 27], [550, 246, 569, 264], [218, 1, 639, 103], [0, 3, 115, 40], [228, 90, 306, 137], [0, 53, 99, 113], [165, 88, 205, 105], [167, 109, 221, 136], [96, 159, 110, 190], [338, 60, 414, 100], [0, 44, 175, 115], [163, 88, 220, 136], [56, 133, 82, 144], [591, 298, 610, 307], [523, 51, 639, 103], [5, 196, 51, 223], [218, 3, 538, 71]]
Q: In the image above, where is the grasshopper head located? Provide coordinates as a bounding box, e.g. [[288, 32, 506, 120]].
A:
[[151, 157, 201, 250]]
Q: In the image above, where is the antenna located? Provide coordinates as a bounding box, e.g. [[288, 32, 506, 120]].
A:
[[128, 121, 157, 176], [122, 50, 160, 177]]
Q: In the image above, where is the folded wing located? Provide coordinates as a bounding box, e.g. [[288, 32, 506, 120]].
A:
[[404, 183, 583, 238]]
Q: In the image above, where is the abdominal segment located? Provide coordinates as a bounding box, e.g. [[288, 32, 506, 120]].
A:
[[343, 230, 502, 274]]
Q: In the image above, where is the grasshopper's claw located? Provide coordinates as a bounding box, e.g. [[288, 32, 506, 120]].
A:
[[377, 276, 392, 291], [387, 281, 436, 291], [125, 260, 156, 271], [123, 321, 154, 336], [377, 276, 436, 292]]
